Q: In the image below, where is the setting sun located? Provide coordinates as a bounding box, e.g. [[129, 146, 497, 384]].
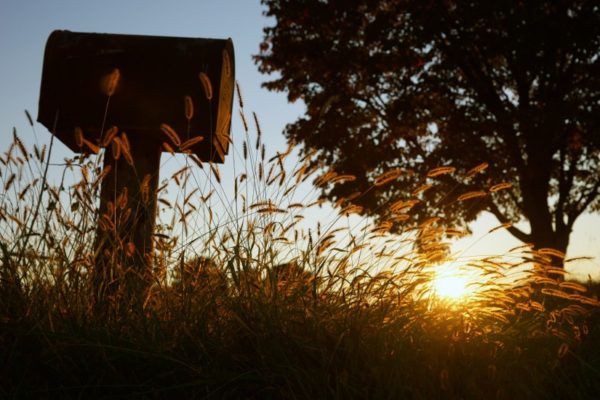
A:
[[433, 274, 470, 300], [428, 262, 482, 301]]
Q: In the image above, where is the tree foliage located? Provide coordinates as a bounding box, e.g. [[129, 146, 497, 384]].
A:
[[256, 0, 600, 258]]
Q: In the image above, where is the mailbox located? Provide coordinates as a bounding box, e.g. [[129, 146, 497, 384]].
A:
[[38, 30, 234, 162], [37, 30, 236, 309]]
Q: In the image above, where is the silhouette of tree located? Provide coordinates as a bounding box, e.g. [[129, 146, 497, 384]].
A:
[[256, 0, 600, 263]]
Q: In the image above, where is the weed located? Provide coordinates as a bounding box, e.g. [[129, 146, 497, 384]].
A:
[[0, 92, 599, 399]]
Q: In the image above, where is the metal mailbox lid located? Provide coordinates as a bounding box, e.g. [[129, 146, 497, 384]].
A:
[[38, 30, 234, 163]]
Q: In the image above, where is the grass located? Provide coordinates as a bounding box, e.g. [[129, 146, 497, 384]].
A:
[[1, 92, 600, 399]]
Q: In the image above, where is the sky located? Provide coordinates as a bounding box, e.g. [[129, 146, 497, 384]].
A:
[[1, 0, 598, 280]]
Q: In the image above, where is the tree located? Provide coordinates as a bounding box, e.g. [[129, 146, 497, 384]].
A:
[[256, 0, 600, 264]]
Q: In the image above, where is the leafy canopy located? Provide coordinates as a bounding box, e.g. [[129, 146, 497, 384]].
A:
[[256, 0, 600, 255]]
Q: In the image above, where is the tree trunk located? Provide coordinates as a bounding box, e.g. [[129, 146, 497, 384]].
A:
[[528, 226, 570, 269]]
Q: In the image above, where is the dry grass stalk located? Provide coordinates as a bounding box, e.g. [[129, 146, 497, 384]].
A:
[[1, 95, 598, 400], [102, 68, 120, 96]]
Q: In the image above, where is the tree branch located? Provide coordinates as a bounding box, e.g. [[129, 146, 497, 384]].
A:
[[569, 180, 600, 228], [486, 201, 531, 243], [554, 145, 576, 232]]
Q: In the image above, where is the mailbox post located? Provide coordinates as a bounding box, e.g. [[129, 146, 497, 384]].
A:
[[37, 30, 234, 309]]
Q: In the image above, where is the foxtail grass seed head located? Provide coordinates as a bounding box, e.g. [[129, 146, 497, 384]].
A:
[[198, 72, 213, 100], [33, 144, 41, 161], [559, 281, 587, 293], [390, 213, 410, 222], [120, 132, 130, 154], [101, 68, 121, 96], [341, 204, 363, 216], [346, 191, 361, 202], [184, 95, 194, 120], [533, 276, 558, 286], [160, 123, 182, 146], [82, 138, 100, 154], [390, 199, 420, 213], [329, 175, 356, 184], [14, 135, 28, 162], [488, 222, 512, 234], [74, 127, 84, 147], [278, 170, 286, 186], [545, 267, 567, 277], [40, 145, 47, 161], [489, 182, 513, 192], [466, 162, 489, 178], [4, 173, 15, 191], [457, 190, 487, 201], [18, 184, 31, 201], [163, 142, 175, 155], [374, 169, 402, 186], [24, 109, 34, 126], [158, 197, 172, 208], [236, 81, 244, 108], [105, 201, 115, 219], [253, 112, 262, 138], [315, 171, 338, 187], [111, 137, 121, 160], [117, 187, 128, 209], [190, 154, 204, 169], [121, 143, 134, 166], [125, 242, 136, 258], [538, 248, 566, 259], [257, 205, 286, 214], [180, 136, 204, 151], [412, 184, 433, 196], [541, 288, 570, 299], [530, 301, 545, 312], [102, 126, 119, 147], [210, 163, 221, 183], [94, 165, 112, 188], [239, 110, 248, 132], [557, 342, 569, 359], [427, 166, 456, 178]]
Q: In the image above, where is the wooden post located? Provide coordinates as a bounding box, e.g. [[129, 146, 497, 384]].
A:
[[94, 133, 161, 306]]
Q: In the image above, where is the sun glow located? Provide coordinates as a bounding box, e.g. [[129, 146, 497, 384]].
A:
[[433, 274, 470, 300], [430, 264, 481, 301]]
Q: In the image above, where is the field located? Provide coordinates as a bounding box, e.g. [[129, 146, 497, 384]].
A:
[[1, 99, 599, 399]]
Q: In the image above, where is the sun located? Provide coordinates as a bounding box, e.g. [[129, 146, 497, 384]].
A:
[[433, 274, 470, 300]]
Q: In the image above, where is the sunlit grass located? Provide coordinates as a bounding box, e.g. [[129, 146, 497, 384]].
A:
[[0, 91, 599, 398]]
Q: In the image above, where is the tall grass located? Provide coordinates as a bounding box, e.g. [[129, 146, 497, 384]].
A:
[[1, 92, 599, 399]]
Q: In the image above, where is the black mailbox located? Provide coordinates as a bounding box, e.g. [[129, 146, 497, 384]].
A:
[[38, 30, 234, 162], [36, 30, 236, 308]]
